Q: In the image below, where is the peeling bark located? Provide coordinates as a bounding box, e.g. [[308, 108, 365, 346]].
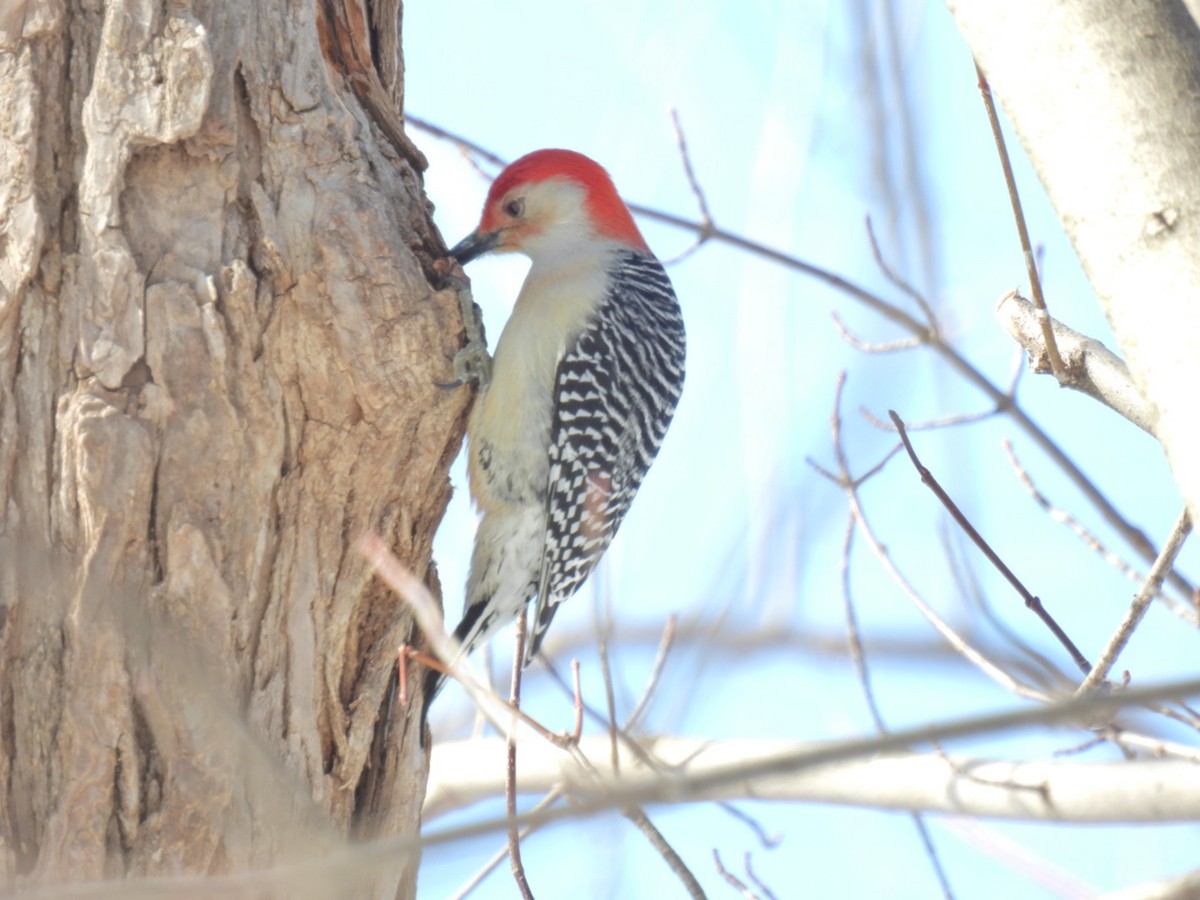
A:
[[0, 1, 460, 895]]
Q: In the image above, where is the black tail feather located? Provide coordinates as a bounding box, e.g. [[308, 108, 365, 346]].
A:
[[418, 603, 486, 747]]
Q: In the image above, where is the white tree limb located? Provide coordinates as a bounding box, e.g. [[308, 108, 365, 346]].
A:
[[426, 735, 1200, 824]]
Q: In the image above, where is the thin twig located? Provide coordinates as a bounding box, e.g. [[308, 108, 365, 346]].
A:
[[474, 641, 494, 741], [713, 850, 758, 899], [1005, 345, 1026, 396], [715, 803, 782, 849], [599, 634, 621, 775], [503, 625, 704, 898], [838, 513, 886, 733], [625, 614, 679, 732], [1002, 440, 1197, 626], [538, 657, 668, 772], [974, 61, 1065, 379], [607, 616, 707, 898], [571, 659, 583, 742], [450, 791, 563, 900], [829, 377, 955, 900], [662, 108, 716, 265], [943, 525, 1067, 690], [809, 411, 1052, 702], [507, 611, 534, 900], [831, 310, 921, 352], [1099, 726, 1200, 764], [672, 109, 713, 229], [1170, 699, 1200, 728], [1137, 705, 1195, 739], [860, 404, 1007, 433], [1053, 735, 1108, 759], [889, 410, 1092, 677], [940, 818, 1095, 898], [933, 742, 1051, 803], [409, 116, 506, 168], [1077, 509, 1193, 695], [574, 609, 707, 900], [743, 853, 780, 900], [548, 620, 964, 665], [359, 534, 522, 741], [865, 216, 938, 328], [624, 808, 707, 899]]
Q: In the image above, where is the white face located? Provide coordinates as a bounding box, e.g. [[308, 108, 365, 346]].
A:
[[484, 178, 609, 264]]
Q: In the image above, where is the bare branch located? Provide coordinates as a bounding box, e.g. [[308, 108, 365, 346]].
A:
[[1077, 509, 1193, 695], [359, 534, 520, 740], [838, 490, 954, 899], [715, 804, 782, 850], [831, 310, 921, 352], [743, 853, 780, 900], [600, 633, 621, 774], [506, 611, 535, 900], [661, 108, 716, 266], [860, 404, 1005, 433], [713, 849, 757, 898], [975, 62, 1065, 379], [940, 819, 1095, 897], [814, 454, 1049, 701], [1097, 727, 1200, 765], [17, 683, 1200, 899], [865, 216, 938, 328], [1002, 440, 1198, 626], [407, 115, 507, 168], [943, 524, 1068, 688], [625, 808, 706, 898], [997, 290, 1153, 435], [890, 411, 1092, 677], [826, 378, 959, 900], [625, 615, 679, 732], [450, 791, 564, 900], [670, 109, 711, 228], [425, 730, 1200, 824]]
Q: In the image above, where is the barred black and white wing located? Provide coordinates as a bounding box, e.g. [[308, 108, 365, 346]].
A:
[[529, 250, 686, 662]]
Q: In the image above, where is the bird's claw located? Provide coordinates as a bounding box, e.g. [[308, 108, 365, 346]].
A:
[[451, 344, 492, 388], [441, 275, 491, 390]]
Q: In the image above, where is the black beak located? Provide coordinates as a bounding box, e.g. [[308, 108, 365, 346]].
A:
[[448, 229, 502, 265]]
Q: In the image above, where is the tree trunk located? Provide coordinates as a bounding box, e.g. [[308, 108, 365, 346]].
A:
[[948, 0, 1200, 524], [0, 0, 462, 894]]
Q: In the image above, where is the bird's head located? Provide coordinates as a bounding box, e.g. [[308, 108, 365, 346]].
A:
[[448, 149, 649, 267]]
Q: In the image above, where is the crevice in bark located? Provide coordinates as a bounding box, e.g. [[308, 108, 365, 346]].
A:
[[146, 452, 163, 585]]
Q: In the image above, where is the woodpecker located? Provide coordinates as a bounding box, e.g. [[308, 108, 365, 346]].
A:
[[423, 149, 686, 728]]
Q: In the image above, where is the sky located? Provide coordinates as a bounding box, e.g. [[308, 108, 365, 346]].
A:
[[402, 1, 1200, 897]]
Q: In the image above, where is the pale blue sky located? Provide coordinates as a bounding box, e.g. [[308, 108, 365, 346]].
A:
[[405, 1, 1200, 896]]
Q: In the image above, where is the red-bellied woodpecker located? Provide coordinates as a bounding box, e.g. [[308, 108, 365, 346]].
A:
[[423, 149, 686, 729]]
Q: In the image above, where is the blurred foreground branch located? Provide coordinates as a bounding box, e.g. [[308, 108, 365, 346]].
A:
[[426, 734, 1200, 824]]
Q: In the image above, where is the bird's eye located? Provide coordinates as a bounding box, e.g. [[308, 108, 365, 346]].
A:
[[504, 198, 525, 218]]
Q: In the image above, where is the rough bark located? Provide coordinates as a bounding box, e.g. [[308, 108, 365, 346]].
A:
[[0, 0, 463, 895], [947, 0, 1200, 525]]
